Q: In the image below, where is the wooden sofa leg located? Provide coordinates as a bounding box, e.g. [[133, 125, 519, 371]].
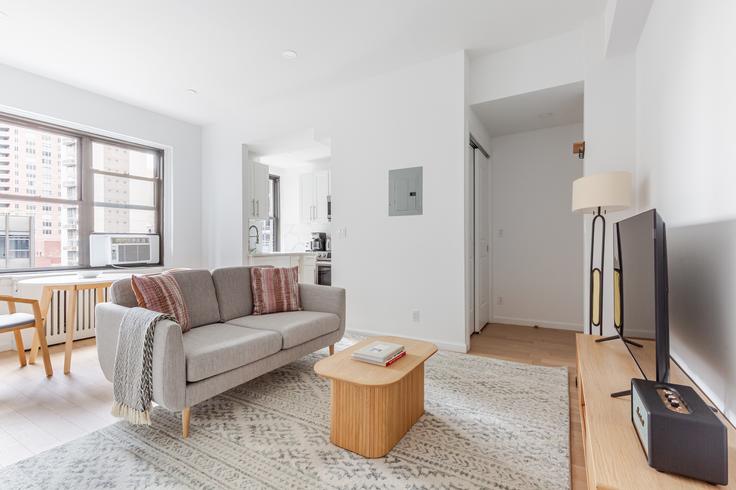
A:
[[329, 344, 335, 356], [182, 407, 191, 438]]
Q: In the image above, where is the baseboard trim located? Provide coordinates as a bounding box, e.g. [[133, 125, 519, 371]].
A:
[[345, 328, 468, 353], [670, 350, 735, 427], [491, 316, 583, 332]]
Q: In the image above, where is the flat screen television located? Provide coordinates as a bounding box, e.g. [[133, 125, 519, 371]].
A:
[[613, 209, 670, 383]]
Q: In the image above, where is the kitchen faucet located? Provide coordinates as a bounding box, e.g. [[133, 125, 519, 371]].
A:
[[248, 225, 259, 251]]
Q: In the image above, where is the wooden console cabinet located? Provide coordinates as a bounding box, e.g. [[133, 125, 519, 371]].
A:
[[576, 334, 736, 489]]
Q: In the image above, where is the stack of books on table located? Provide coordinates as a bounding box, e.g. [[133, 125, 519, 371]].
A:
[[351, 341, 406, 366]]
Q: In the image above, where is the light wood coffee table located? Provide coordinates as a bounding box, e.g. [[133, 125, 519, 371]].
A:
[[314, 336, 437, 458]]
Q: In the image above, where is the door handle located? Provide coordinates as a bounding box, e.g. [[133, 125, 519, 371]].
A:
[[251, 199, 255, 216], [256, 200, 259, 216]]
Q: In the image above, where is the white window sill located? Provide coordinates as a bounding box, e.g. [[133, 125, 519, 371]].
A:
[[0, 266, 165, 282]]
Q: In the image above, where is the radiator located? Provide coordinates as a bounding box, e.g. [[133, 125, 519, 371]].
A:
[[44, 288, 110, 346]]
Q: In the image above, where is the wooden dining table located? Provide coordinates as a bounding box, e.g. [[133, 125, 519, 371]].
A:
[[21, 273, 130, 374]]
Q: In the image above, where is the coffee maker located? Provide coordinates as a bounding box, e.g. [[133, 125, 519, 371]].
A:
[[310, 232, 327, 251]]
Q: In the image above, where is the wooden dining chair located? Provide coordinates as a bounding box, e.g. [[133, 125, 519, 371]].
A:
[[0, 295, 53, 377]]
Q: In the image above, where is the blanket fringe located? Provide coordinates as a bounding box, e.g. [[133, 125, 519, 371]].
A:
[[112, 401, 151, 425]]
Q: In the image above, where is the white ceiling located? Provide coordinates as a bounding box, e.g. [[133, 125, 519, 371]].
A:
[[0, 1, 603, 125], [249, 128, 331, 168], [472, 81, 584, 138]]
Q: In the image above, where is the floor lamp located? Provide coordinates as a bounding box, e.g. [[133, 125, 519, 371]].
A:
[[571, 171, 632, 336]]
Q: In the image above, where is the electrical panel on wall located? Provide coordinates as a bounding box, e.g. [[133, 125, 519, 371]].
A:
[[388, 166, 423, 216]]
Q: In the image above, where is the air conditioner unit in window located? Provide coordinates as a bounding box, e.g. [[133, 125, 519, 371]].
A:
[[90, 234, 160, 267]]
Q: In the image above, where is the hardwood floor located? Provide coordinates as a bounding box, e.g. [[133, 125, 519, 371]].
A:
[[469, 323, 584, 490], [0, 338, 116, 467], [0, 323, 584, 489]]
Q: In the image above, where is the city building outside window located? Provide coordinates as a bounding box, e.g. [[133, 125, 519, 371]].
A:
[[0, 114, 163, 271]]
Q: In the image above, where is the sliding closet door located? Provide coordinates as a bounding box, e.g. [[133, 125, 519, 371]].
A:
[[474, 149, 491, 332]]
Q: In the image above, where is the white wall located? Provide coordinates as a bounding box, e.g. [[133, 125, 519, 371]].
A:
[[469, 29, 585, 105], [202, 52, 468, 351], [581, 14, 638, 335], [635, 0, 736, 421], [201, 125, 245, 268], [468, 16, 637, 335], [491, 124, 584, 330], [0, 63, 203, 270]]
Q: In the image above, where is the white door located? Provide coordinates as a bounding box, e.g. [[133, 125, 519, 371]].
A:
[[252, 162, 270, 219], [465, 144, 475, 342], [300, 173, 315, 223], [314, 170, 330, 222], [474, 149, 491, 332]]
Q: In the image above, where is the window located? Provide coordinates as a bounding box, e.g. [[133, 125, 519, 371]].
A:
[[262, 175, 280, 252], [0, 113, 163, 271], [91, 141, 160, 234]]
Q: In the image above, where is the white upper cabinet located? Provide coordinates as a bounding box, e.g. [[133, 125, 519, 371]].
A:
[[300, 173, 315, 223], [249, 161, 270, 220], [300, 170, 330, 224], [314, 170, 330, 222]]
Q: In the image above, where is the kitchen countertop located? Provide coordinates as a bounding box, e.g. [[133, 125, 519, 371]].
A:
[[249, 251, 317, 257]]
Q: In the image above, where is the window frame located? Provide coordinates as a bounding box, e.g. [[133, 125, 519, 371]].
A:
[[269, 174, 280, 252], [0, 112, 164, 272]]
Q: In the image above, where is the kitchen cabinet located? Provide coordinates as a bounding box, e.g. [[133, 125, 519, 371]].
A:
[[314, 171, 330, 222], [300, 173, 315, 224], [301, 254, 317, 284], [248, 253, 317, 284], [249, 161, 270, 220], [300, 170, 330, 224]]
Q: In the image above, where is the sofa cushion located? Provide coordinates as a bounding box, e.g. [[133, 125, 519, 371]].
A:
[[211, 266, 259, 321], [182, 323, 282, 382], [131, 273, 191, 332], [250, 266, 301, 315], [167, 269, 221, 328], [110, 278, 138, 308], [227, 311, 339, 349]]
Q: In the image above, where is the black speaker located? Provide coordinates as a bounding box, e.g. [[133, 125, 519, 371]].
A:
[[631, 378, 727, 485]]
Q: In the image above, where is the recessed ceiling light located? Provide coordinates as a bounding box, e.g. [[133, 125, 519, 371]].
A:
[[186, 88, 198, 95], [281, 50, 298, 60]]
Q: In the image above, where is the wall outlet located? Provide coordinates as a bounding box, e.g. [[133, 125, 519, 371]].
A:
[[412, 309, 420, 323], [497, 228, 504, 238], [497, 296, 503, 305]]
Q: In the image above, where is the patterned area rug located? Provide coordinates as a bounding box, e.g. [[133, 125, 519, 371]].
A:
[[0, 340, 570, 489]]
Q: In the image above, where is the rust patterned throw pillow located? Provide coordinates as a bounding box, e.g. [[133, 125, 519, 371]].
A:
[[130, 273, 191, 332], [250, 266, 301, 315]]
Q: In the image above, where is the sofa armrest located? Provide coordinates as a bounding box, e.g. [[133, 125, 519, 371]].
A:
[[95, 303, 186, 411], [299, 284, 346, 335]]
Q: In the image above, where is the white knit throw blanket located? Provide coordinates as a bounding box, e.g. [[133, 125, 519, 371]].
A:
[[111, 307, 176, 425]]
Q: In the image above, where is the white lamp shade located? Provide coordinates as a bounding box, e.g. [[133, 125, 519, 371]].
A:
[[572, 171, 632, 213]]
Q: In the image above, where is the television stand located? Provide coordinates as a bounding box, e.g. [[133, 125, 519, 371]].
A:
[[576, 334, 736, 489], [595, 335, 644, 348]]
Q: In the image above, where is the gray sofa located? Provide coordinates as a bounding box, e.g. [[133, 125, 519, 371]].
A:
[[95, 266, 346, 437]]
